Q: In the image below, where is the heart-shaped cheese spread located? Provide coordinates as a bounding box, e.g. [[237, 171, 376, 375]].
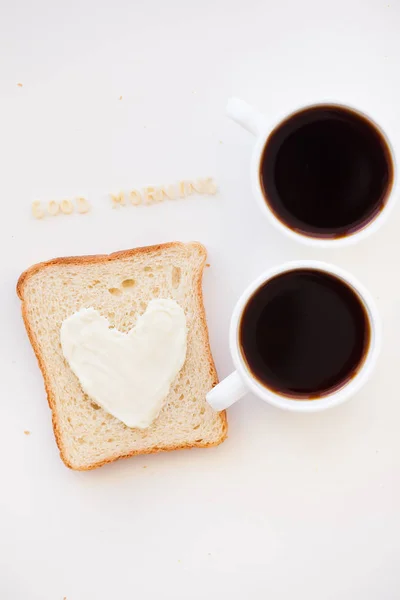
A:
[[60, 299, 187, 428]]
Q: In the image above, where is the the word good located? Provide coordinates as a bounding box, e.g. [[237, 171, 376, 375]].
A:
[[32, 197, 90, 219]]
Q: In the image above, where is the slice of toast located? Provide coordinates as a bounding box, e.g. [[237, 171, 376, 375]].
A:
[[17, 242, 227, 470]]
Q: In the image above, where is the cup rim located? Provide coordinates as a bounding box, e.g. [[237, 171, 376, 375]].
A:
[[229, 260, 381, 412], [251, 101, 398, 248]]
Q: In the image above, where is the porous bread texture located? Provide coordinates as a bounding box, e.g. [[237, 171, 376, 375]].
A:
[[17, 242, 227, 470]]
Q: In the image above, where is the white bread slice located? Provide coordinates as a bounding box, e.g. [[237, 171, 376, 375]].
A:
[[17, 242, 227, 470]]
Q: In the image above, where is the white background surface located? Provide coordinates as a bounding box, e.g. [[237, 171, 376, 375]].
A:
[[1, 0, 400, 598]]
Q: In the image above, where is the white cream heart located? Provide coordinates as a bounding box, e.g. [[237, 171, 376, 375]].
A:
[[60, 299, 187, 428]]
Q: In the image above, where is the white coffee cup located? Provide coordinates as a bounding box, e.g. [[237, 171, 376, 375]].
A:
[[227, 98, 397, 247], [206, 260, 381, 412]]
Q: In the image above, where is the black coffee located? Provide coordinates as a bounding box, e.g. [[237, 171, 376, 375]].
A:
[[239, 269, 370, 398], [260, 105, 393, 238]]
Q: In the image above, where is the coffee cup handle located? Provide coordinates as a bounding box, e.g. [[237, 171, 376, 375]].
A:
[[206, 371, 248, 411], [226, 97, 269, 137]]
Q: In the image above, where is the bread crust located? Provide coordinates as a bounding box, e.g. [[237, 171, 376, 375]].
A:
[[17, 242, 227, 470]]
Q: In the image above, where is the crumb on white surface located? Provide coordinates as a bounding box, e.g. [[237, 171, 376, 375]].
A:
[[24, 430, 30, 435]]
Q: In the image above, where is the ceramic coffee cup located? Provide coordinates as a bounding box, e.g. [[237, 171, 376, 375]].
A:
[[206, 260, 381, 412], [227, 98, 397, 247]]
